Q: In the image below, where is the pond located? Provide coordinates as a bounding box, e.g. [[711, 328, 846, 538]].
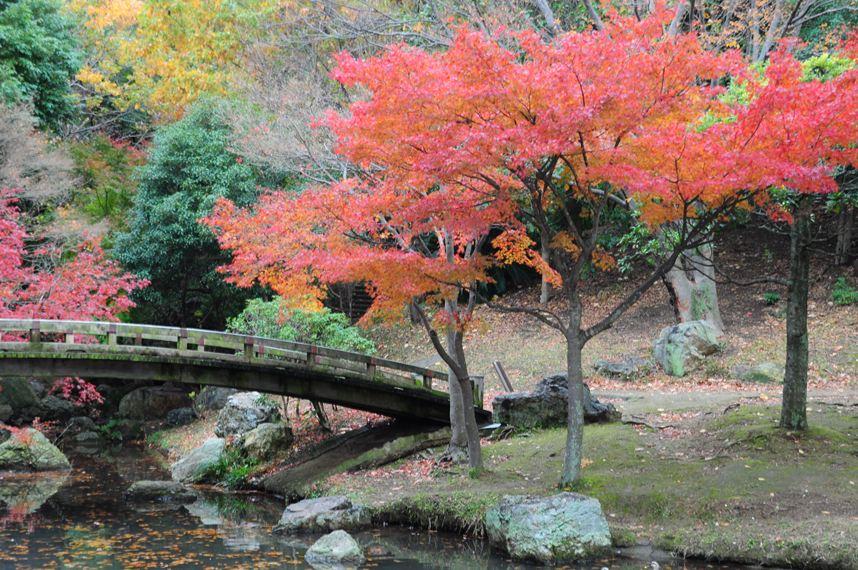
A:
[[0, 447, 756, 569]]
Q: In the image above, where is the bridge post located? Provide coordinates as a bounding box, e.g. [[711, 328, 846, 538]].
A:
[[422, 374, 433, 390], [28, 321, 41, 344], [108, 323, 117, 346], [366, 357, 377, 380], [471, 375, 485, 408], [178, 328, 188, 351], [244, 336, 254, 359]]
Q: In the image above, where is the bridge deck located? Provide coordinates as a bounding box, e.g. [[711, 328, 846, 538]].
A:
[[0, 319, 489, 424]]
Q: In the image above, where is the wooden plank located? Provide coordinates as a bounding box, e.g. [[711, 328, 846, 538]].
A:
[[492, 360, 514, 392]]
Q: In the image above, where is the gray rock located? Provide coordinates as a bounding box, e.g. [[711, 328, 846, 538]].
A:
[[215, 392, 279, 437], [28, 380, 47, 398], [125, 480, 197, 503], [593, 356, 652, 380], [0, 429, 71, 471], [731, 362, 783, 383], [0, 378, 40, 411], [653, 320, 721, 377], [0, 404, 11, 422], [171, 437, 225, 483], [67, 416, 98, 433], [39, 395, 76, 421], [166, 407, 197, 427], [237, 422, 293, 461], [492, 375, 620, 429], [274, 496, 369, 534], [305, 530, 365, 569], [115, 419, 144, 441], [118, 386, 193, 419], [485, 493, 611, 563], [193, 386, 240, 413], [71, 431, 103, 455]]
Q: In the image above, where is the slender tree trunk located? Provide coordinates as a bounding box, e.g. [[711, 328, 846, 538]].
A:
[[780, 201, 811, 430], [560, 296, 585, 487], [540, 239, 552, 304], [445, 325, 469, 462], [452, 330, 483, 471]]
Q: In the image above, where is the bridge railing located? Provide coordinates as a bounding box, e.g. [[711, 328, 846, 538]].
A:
[[0, 319, 485, 406]]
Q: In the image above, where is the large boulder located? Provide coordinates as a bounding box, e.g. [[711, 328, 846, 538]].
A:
[[193, 386, 240, 413], [492, 375, 620, 429], [170, 437, 224, 483], [0, 429, 71, 471], [125, 480, 197, 503], [237, 422, 293, 461], [118, 385, 193, 419], [593, 355, 652, 380], [305, 530, 365, 568], [731, 362, 783, 383], [0, 378, 40, 410], [485, 493, 611, 563], [653, 320, 721, 377], [274, 496, 369, 534], [215, 392, 279, 437]]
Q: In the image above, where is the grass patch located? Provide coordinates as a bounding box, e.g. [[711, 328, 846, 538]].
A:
[[371, 492, 501, 536]]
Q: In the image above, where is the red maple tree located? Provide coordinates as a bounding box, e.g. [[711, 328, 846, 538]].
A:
[[207, 12, 856, 483]]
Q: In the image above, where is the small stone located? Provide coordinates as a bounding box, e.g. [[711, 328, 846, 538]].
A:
[[593, 356, 652, 380], [166, 407, 197, 427], [125, 480, 197, 503], [731, 362, 783, 383], [304, 530, 365, 569], [67, 416, 97, 434], [193, 387, 239, 413], [274, 496, 369, 534]]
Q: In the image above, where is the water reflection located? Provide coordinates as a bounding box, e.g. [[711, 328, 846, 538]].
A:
[[0, 448, 757, 569]]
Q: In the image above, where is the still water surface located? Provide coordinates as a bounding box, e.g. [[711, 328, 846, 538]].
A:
[[0, 447, 752, 569]]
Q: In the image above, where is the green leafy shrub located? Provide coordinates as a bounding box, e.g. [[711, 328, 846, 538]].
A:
[[832, 277, 858, 306], [204, 447, 259, 489], [763, 291, 780, 306], [228, 298, 376, 354]]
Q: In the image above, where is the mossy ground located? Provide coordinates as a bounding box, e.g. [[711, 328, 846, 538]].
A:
[[324, 403, 857, 569]]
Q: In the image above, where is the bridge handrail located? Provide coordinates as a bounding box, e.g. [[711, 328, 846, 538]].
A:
[[0, 318, 452, 387]]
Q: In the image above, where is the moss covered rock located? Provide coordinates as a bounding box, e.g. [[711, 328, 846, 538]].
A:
[[0, 429, 71, 471], [653, 320, 721, 377], [304, 530, 365, 568], [485, 493, 611, 563]]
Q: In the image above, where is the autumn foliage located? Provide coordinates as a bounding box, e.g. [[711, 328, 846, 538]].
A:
[[1, 190, 145, 320]]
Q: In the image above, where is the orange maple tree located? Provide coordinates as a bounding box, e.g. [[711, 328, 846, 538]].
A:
[[207, 11, 856, 483]]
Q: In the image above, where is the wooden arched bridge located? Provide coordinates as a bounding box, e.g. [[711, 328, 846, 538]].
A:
[[0, 319, 488, 424]]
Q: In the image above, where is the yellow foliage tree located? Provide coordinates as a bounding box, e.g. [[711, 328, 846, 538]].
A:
[[68, 0, 280, 120]]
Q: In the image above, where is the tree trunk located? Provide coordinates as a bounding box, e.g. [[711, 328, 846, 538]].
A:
[[664, 243, 724, 333], [540, 239, 552, 304], [445, 324, 469, 463], [780, 201, 811, 431], [834, 204, 854, 266], [560, 298, 585, 487], [444, 324, 483, 469]]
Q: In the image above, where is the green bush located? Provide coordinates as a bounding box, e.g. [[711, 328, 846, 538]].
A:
[[763, 291, 780, 306], [228, 298, 376, 354], [832, 277, 858, 306], [204, 447, 259, 489]]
